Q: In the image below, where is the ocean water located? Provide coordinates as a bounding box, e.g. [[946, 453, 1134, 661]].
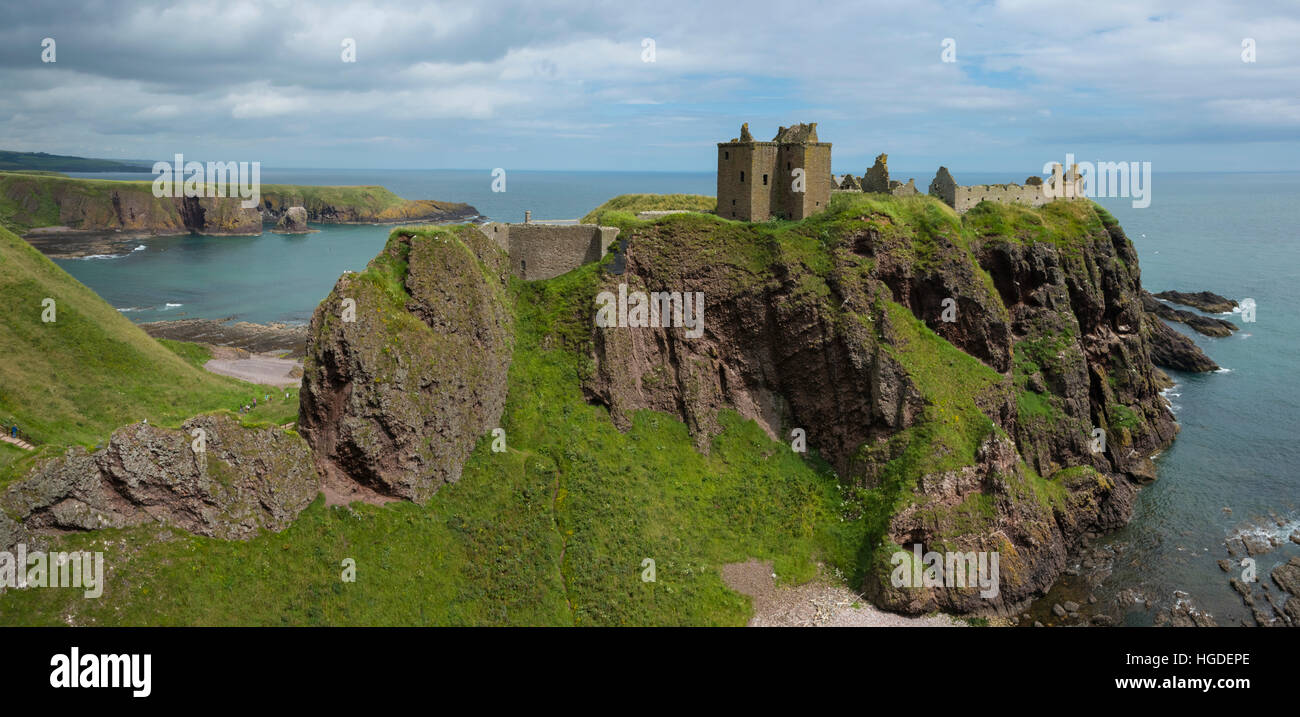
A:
[[54, 169, 1300, 624], [57, 169, 716, 324]]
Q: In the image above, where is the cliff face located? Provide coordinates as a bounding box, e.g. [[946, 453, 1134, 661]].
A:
[[584, 196, 1179, 615], [298, 225, 514, 504], [1, 415, 317, 550], [0, 174, 478, 236]]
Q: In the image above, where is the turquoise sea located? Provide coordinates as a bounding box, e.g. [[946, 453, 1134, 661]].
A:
[[55, 169, 1300, 625]]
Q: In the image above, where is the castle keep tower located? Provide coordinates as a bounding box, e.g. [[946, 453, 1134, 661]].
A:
[[717, 122, 831, 221]]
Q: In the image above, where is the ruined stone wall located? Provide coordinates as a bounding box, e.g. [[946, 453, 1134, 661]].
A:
[[952, 183, 1048, 213], [477, 223, 616, 280]]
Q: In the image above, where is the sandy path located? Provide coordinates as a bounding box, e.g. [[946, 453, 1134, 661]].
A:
[[204, 354, 302, 387], [722, 559, 965, 627]]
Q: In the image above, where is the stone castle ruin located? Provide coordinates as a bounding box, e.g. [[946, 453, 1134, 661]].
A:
[[479, 215, 618, 281], [720, 122, 1087, 220], [926, 164, 1085, 214], [478, 124, 1085, 284], [716, 122, 832, 221]]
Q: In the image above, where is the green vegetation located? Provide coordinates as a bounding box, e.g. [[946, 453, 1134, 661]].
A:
[[157, 338, 213, 369], [581, 193, 716, 224], [0, 224, 294, 481], [0, 190, 1136, 625], [0, 259, 859, 626], [0, 150, 150, 173], [963, 198, 1108, 254]]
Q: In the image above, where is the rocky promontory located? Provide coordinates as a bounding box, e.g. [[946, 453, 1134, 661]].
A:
[[0, 173, 478, 255]]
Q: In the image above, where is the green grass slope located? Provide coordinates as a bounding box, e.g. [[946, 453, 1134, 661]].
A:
[[0, 233, 861, 626], [0, 225, 293, 481], [581, 193, 716, 224]]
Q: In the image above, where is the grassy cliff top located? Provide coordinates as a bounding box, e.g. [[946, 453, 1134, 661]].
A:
[[0, 172, 473, 232], [580, 193, 716, 224]]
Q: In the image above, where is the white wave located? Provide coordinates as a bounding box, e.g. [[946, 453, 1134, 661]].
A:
[[1214, 367, 1233, 373], [77, 253, 126, 260], [133, 245, 146, 252], [163, 302, 183, 308]]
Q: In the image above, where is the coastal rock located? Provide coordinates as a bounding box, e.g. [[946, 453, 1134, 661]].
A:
[[1141, 292, 1237, 337], [272, 206, 315, 234], [1242, 533, 1274, 556], [1, 414, 317, 546], [1153, 290, 1237, 314], [299, 225, 513, 503], [1144, 312, 1219, 372], [584, 199, 1177, 616], [0, 173, 479, 249], [1271, 557, 1300, 597]]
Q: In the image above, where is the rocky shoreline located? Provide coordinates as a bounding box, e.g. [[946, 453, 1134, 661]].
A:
[[141, 318, 307, 358]]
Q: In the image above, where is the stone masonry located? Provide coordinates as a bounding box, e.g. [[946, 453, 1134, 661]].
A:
[[479, 220, 619, 280], [717, 122, 832, 221]]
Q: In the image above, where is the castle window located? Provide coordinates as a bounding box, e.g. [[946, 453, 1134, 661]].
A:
[[724, 151, 729, 160], [762, 174, 768, 186], [521, 259, 526, 274], [786, 162, 791, 170], [731, 199, 736, 205], [740, 171, 745, 183]]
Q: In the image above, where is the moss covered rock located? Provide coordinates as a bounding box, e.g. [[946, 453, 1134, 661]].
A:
[[299, 225, 514, 503]]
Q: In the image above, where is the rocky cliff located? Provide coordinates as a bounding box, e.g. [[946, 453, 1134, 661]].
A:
[[298, 225, 514, 504], [583, 195, 1182, 615], [0, 173, 478, 238]]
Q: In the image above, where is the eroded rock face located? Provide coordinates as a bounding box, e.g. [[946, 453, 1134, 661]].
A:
[[272, 206, 312, 234], [583, 201, 1179, 615], [298, 226, 513, 503], [0, 415, 317, 548]]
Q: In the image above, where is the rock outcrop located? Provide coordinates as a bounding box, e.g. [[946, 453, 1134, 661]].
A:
[[1154, 290, 1237, 314], [298, 225, 514, 504], [1144, 314, 1220, 372], [0, 173, 478, 241], [272, 206, 315, 234], [0, 414, 317, 549], [583, 198, 1179, 615], [1142, 291, 1238, 337]]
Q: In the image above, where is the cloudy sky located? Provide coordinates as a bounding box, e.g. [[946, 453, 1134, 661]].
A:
[[1, 0, 1297, 174]]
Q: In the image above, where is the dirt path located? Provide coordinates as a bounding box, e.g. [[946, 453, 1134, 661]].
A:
[[204, 354, 302, 387], [0, 435, 35, 451], [722, 559, 965, 627]]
